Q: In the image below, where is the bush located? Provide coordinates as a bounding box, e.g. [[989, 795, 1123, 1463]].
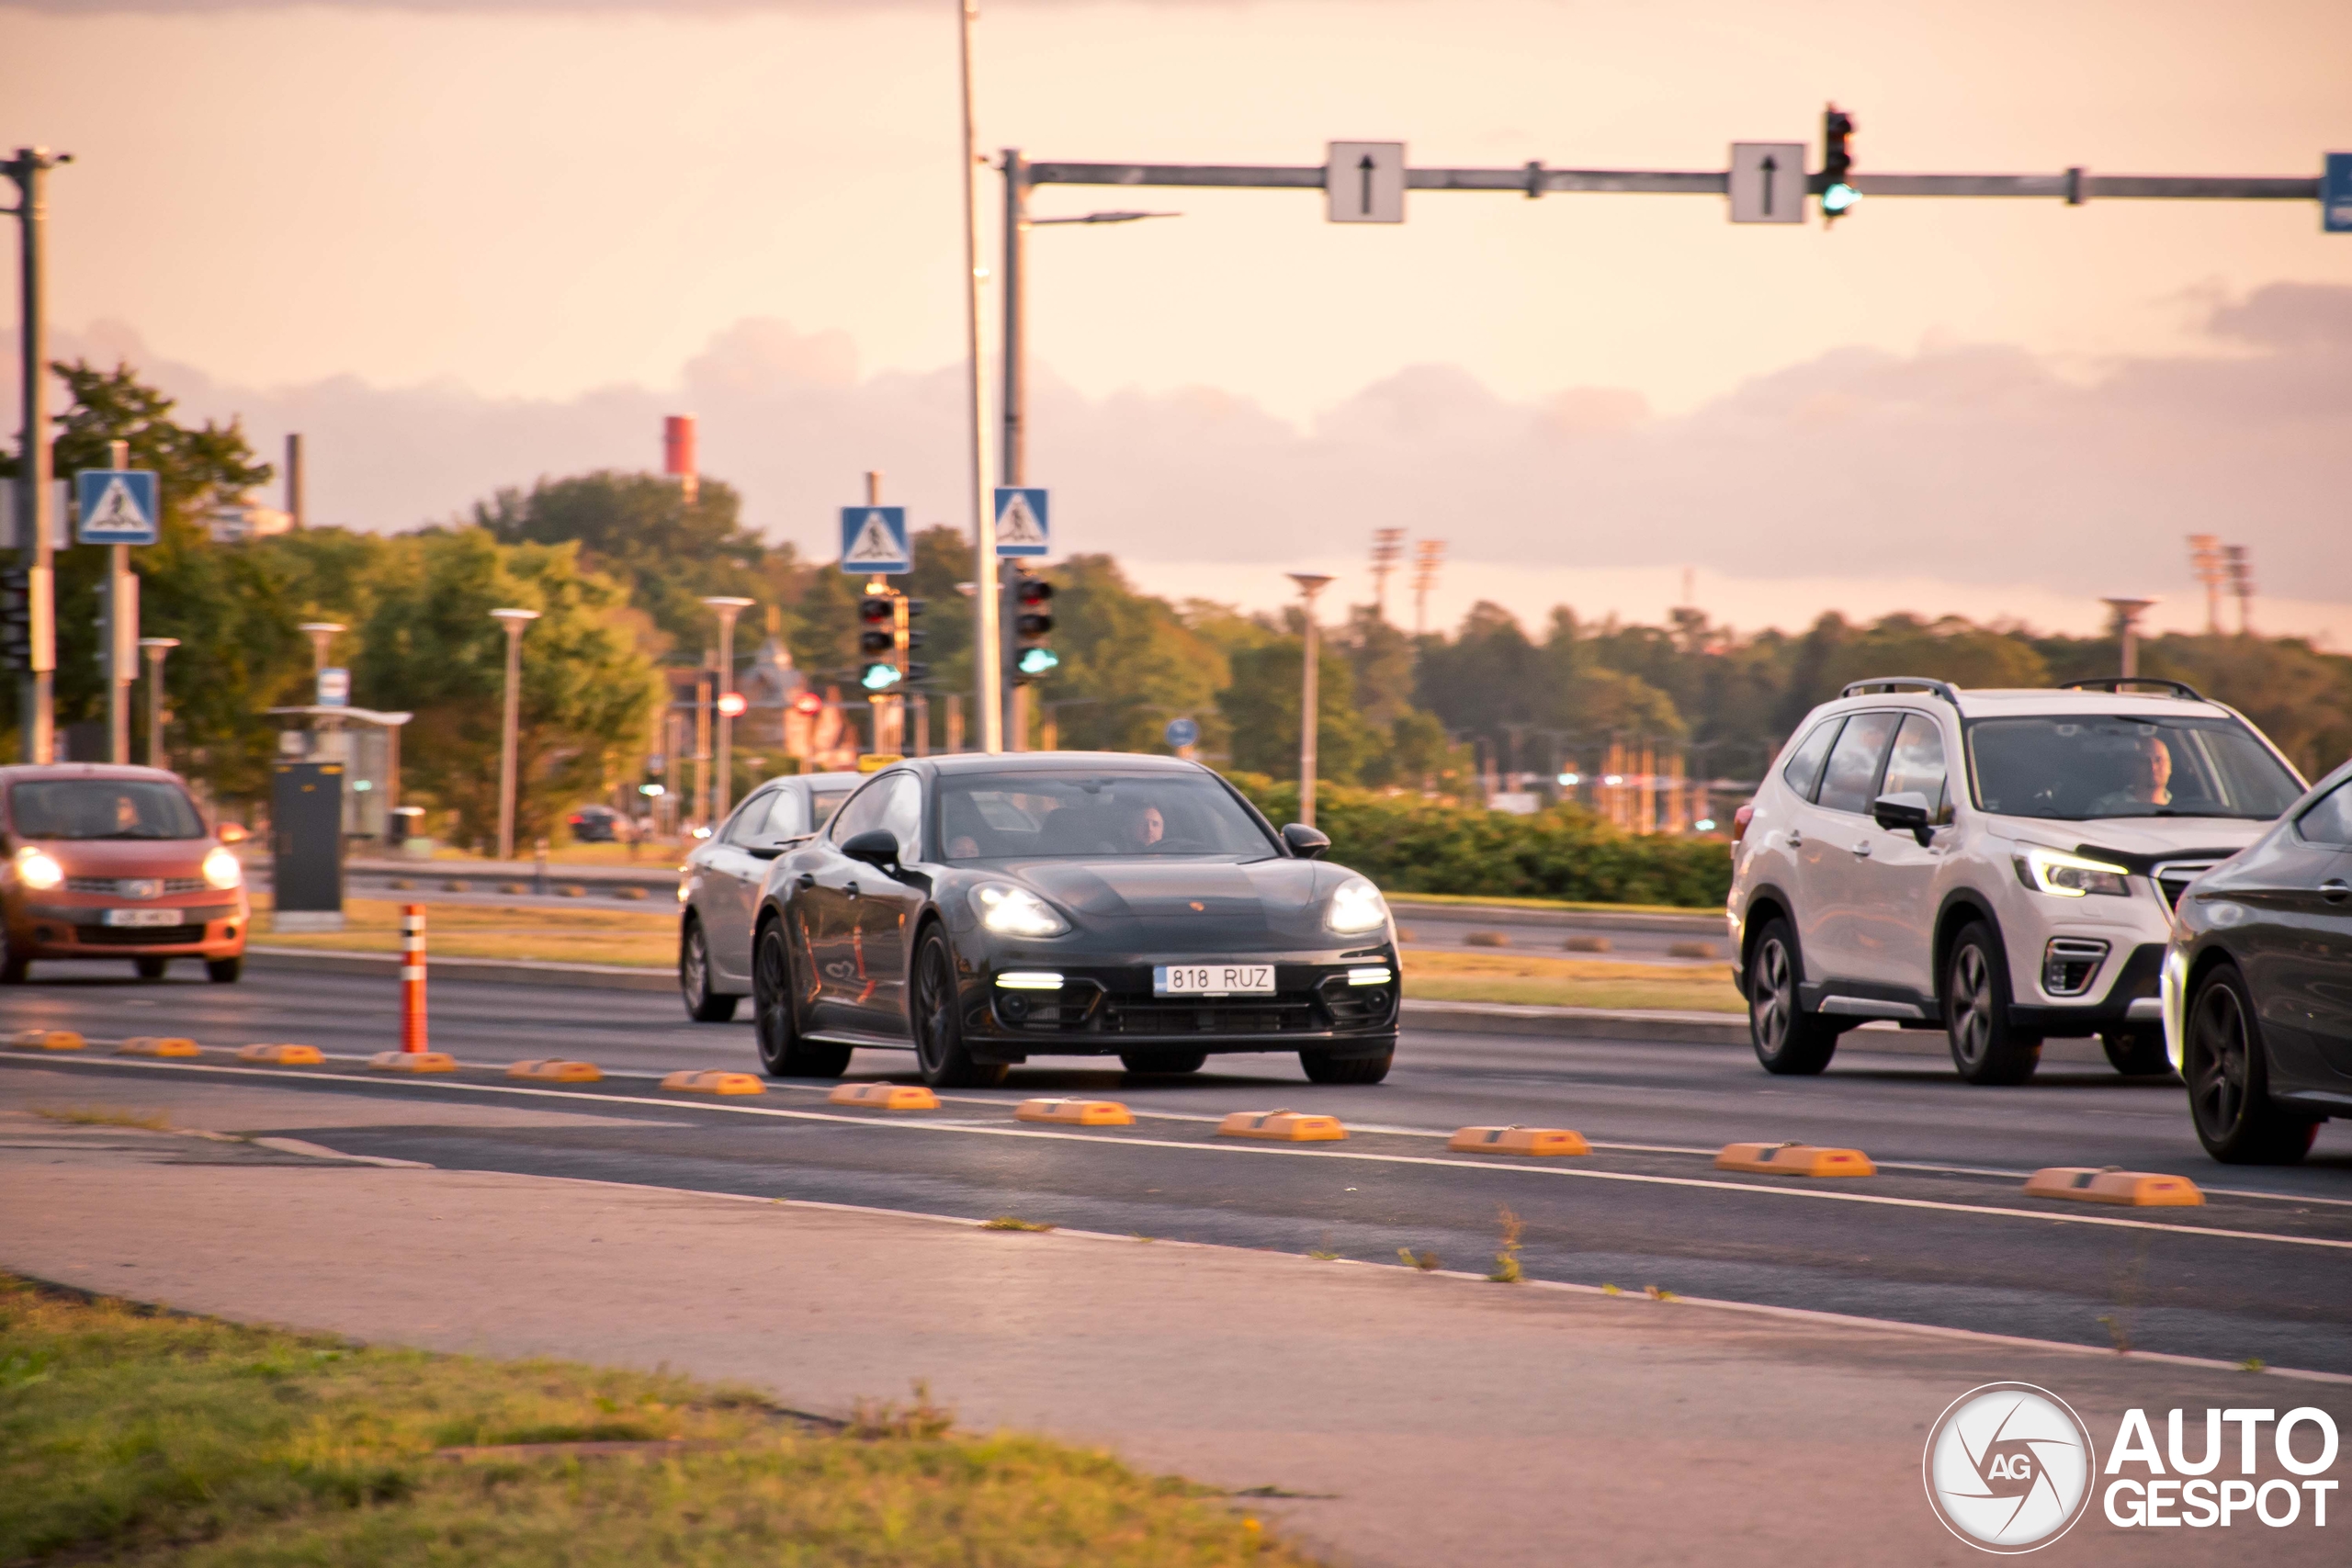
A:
[[1224, 773, 1730, 908]]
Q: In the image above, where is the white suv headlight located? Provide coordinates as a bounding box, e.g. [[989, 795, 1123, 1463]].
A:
[[1327, 877, 1388, 935], [972, 883, 1069, 937], [201, 846, 243, 891], [2013, 846, 2132, 898]]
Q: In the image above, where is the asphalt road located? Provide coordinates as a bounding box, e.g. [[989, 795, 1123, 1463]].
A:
[[10, 959, 2350, 1373]]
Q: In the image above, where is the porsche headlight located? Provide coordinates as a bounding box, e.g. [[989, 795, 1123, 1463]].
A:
[[201, 846, 243, 891], [13, 847, 63, 891], [1327, 877, 1388, 934], [972, 883, 1069, 938], [2013, 846, 2132, 899]]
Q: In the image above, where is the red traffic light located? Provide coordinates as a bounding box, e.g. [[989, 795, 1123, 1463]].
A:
[[716, 692, 747, 718], [858, 595, 895, 624], [790, 691, 823, 716]]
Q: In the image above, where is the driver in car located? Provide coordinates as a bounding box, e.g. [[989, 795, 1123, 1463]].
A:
[[1115, 802, 1166, 852], [2089, 732, 2176, 816]]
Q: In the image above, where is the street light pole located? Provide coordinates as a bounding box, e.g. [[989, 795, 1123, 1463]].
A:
[[138, 637, 177, 768], [490, 608, 538, 861], [701, 595, 752, 822], [1288, 573, 1334, 829], [6, 145, 67, 764], [958, 0, 1003, 754], [2102, 597, 2158, 679]]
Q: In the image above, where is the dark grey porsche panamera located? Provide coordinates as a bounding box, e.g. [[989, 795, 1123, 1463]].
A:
[[740, 752, 1401, 1088]]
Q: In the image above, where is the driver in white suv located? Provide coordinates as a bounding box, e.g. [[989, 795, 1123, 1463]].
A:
[[1727, 677, 2305, 1085]]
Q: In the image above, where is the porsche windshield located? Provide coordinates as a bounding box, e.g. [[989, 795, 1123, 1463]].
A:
[[10, 779, 206, 840], [1965, 715, 2301, 822], [936, 773, 1275, 860]]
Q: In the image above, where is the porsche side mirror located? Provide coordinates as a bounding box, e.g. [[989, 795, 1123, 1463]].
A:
[[1871, 791, 1935, 846], [1282, 823, 1331, 859], [841, 829, 900, 867]]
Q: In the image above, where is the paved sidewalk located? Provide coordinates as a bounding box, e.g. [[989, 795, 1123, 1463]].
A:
[[3, 1092, 2342, 1566]]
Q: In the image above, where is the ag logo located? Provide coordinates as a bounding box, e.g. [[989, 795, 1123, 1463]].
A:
[[1923, 1382, 2097, 1552]]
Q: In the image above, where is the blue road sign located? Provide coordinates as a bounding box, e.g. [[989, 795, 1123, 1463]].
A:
[[993, 487, 1050, 557], [2326, 152, 2352, 234], [75, 469, 160, 546], [1164, 716, 1200, 749], [839, 505, 910, 574], [317, 668, 351, 708]]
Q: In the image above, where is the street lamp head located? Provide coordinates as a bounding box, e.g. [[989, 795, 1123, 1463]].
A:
[[490, 607, 540, 626], [701, 596, 755, 612], [1287, 573, 1336, 600], [297, 622, 346, 636], [139, 637, 181, 651]]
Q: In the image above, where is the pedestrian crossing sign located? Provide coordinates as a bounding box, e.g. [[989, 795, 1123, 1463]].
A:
[[75, 468, 161, 546], [993, 487, 1049, 557], [839, 505, 910, 574]]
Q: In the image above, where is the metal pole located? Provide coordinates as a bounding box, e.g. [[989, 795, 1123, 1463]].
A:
[[8, 147, 62, 764], [959, 0, 1002, 752], [1289, 573, 1332, 827], [107, 543, 130, 762], [703, 595, 752, 821], [1001, 149, 1026, 489], [285, 433, 304, 529], [491, 608, 537, 861], [139, 637, 175, 768]]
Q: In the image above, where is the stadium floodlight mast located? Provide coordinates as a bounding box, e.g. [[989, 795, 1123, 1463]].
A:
[[489, 608, 539, 862]]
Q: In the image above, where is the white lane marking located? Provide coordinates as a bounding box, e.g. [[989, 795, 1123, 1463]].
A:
[[29, 1055, 2352, 1253], [250, 1135, 432, 1169]]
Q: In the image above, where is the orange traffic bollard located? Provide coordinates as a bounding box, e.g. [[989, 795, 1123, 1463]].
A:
[[401, 904, 427, 1054]]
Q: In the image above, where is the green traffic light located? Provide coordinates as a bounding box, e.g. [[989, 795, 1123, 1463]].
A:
[[1822, 182, 1860, 215], [860, 661, 903, 692], [1016, 647, 1060, 676]]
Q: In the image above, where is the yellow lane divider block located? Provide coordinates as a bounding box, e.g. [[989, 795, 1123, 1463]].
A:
[[1449, 1125, 1590, 1156], [506, 1059, 604, 1084], [14, 1030, 84, 1051], [663, 1070, 765, 1096], [1015, 1098, 1134, 1126], [829, 1082, 940, 1111], [116, 1036, 201, 1058], [236, 1043, 323, 1065], [2024, 1168, 2204, 1207], [1217, 1109, 1347, 1142], [1715, 1142, 1876, 1178], [369, 1051, 458, 1075]]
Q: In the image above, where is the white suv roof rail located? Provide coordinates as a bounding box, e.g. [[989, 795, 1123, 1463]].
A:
[[1838, 676, 1962, 705], [2056, 675, 2208, 702]]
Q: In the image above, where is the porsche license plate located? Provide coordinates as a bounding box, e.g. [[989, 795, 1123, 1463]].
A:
[[1153, 964, 1274, 998], [104, 908, 188, 928]]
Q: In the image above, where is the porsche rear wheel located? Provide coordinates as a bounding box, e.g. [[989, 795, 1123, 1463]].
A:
[[912, 926, 1007, 1089], [753, 920, 848, 1078], [680, 919, 739, 1023]]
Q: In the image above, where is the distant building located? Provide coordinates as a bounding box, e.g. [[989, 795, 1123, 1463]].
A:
[[208, 491, 293, 543]]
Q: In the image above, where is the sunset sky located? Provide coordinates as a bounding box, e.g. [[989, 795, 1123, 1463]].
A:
[[5, 0, 2348, 640]]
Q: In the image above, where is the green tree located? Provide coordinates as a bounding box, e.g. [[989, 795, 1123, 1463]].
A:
[[1039, 554, 1228, 755], [475, 471, 771, 660], [1218, 631, 1379, 784], [348, 529, 662, 849], [1, 360, 296, 795]]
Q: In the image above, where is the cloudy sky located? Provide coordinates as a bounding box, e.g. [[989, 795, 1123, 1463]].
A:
[[4, 0, 2348, 639]]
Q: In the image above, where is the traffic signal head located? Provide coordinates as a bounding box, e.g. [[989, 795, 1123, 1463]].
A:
[[858, 593, 896, 656], [2, 569, 32, 672], [1016, 646, 1060, 677], [1014, 577, 1055, 640], [860, 661, 903, 692], [1820, 104, 1859, 220]]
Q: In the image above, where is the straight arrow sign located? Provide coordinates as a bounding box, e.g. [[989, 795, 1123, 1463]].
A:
[[1328, 141, 1405, 223], [1730, 141, 1807, 225]]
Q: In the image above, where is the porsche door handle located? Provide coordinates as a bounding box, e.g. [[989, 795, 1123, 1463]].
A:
[[2323, 879, 2350, 904]]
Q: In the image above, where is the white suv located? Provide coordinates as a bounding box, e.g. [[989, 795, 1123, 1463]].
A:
[[1727, 677, 2306, 1084]]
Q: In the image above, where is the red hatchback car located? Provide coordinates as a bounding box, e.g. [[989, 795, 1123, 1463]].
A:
[[0, 763, 250, 984]]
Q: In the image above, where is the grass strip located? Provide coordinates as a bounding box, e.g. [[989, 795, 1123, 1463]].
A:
[[1400, 950, 1744, 1013], [254, 895, 677, 969], [0, 1276, 1311, 1566]]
